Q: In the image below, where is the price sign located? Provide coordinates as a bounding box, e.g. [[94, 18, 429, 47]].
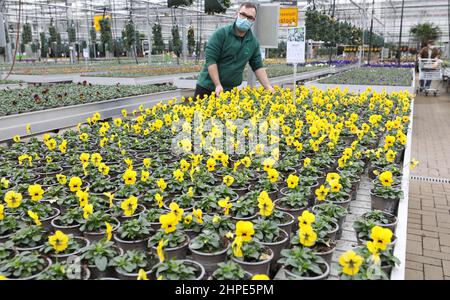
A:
[[279, 7, 298, 27]]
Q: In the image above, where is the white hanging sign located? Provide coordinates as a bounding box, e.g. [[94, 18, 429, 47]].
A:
[[286, 26, 306, 64]]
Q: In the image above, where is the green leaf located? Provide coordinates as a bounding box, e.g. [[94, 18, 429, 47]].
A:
[[95, 256, 108, 271]]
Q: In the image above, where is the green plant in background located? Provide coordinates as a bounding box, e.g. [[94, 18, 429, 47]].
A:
[[89, 27, 97, 57], [171, 25, 182, 64], [410, 22, 441, 47], [31, 42, 38, 54], [205, 0, 231, 14], [123, 20, 139, 63], [187, 25, 195, 56], [152, 23, 164, 54], [100, 18, 113, 54], [48, 25, 58, 59], [56, 32, 62, 57], [39, 32, 48, 58], [67, 25, 76, 43], [167, 0, 194, 8], [21, 23, 32, 54]]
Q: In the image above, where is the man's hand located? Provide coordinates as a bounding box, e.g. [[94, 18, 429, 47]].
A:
[[215, 84, 224, 96], [254, 68, 274, 94]]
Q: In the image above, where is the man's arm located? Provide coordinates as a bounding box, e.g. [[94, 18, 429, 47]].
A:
[[208, 64, 223, 96], [254, 68, 274, 92], [205, 29, 224, 96], [249, 43, 274, 92]]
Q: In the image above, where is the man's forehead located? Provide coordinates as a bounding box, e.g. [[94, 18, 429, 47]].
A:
[[239, 6, 257, 16]]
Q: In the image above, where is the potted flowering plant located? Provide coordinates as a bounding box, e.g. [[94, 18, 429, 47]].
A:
[[202, 214, 235, 237], [253, 218, 288, 263], [360, 210, 398, 232], [81, 239, 123, 279], [276, 247, 330, 280], [290, 211, 336, 265], [0, 250, 52, 280], [354, 245, 400, 277], [230, 221, 274, 275], [148, 211, 189, 260], [279, 174, 318, 198], [194, 193, 222, 214], [353, 220, 397, 247], [189, 229, 230, 273], [230, 197, 258, 221], [88, 175, 117, 195], [165, 191, 194, 211], [338, 249, 389, 280], [114, 218, 153, 251], [0, 241, 15, 263], [0, 214, 20, 242], [37, 262, 91, 280], [21, 201, 60, 230], [254, 169, 281, 199], [11, 225, 48, 251], [142, 207, 166, 231], [322, 178, 351, 209], [312, 202, 348, 239], [210, 261, 252, 280], [155, 259, 205, 280], [113, 250, 158, 280], [51, 206, 84, 236], [79, 211, 120, 243], [42, 231, 90, 263], [179, 209, 204, 239], [371, 171, 402, 214], [221, 172, 250, 196], [274, 188, 310, 225]]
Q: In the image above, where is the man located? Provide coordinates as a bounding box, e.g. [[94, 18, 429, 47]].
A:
[[194, 2, 274, 99], [418, 40, 440, 91]]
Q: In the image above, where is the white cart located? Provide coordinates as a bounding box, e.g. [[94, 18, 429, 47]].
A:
[[417, 58, 442, 96]]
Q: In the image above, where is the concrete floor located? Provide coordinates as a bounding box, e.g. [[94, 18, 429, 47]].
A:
[[405, 84, 450, 280]]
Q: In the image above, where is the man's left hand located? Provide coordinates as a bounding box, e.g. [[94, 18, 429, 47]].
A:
[[267, 86, 275, 93]]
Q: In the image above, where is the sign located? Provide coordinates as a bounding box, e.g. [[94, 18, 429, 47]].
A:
[[93, 15, 111, 31], [279, 7, 298, 27], [287, 26, 306, 64], [273, 0, 298, 6], [83, 48, 89, 58], [255, 3, 280, 49]]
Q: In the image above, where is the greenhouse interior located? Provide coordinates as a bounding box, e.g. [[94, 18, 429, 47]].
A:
[[0, 0, 449, 284]]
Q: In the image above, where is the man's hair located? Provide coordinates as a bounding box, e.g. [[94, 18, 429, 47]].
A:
[[427, 40, 434, 45], [239, 2, 257, 15]]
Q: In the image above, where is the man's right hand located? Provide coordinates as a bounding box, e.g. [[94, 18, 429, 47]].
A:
[[215, 85, 224, 96]]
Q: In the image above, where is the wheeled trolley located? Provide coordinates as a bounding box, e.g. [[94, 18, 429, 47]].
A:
[[417, 58, 442, 96]]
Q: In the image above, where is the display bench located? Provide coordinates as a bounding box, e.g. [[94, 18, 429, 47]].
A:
[[305, 68, 416, 94], [0, 89, 192, 142]]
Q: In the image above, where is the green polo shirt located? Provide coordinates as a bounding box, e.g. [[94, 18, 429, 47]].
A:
[[197, 23, 264, 91]]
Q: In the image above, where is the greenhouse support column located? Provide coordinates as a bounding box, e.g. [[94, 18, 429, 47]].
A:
[[84, 1, 91, 60], [182, 9, 187, 64], [4, 17, 12, 63], [0, 12, 8, 62], [397, 0, 405, 66], [247, 0, 258, 88], [146, 2, 152, 64], [367, 0, 375, 65], [328, 0, 336, 65]]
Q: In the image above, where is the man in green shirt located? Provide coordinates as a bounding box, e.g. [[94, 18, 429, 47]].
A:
[[194, 2, 274, 99]]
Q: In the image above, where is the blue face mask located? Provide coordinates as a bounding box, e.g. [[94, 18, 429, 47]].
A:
[[235, 16, 254, 32]]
